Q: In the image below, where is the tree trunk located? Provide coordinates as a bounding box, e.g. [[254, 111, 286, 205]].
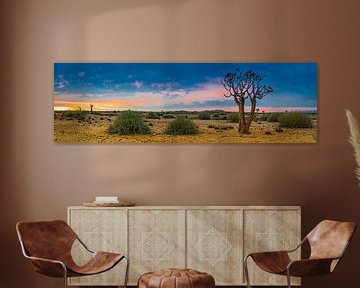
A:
[[244, 99, 256, 134], [238, 100, 245, 133], [238, 107, 241, 132]]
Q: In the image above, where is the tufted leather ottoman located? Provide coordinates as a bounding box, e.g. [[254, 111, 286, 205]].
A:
[[138, 268, 215, 288]]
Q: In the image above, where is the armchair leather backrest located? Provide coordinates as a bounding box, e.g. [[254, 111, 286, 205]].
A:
[[307, 220, 356, 261], [16, 220, 77, 261]]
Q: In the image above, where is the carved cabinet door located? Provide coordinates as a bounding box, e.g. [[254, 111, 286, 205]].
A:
[[186, 209, 243, 285], [128, 209, 186, 284], [243, 209, 301, 286], [68, 208, 128, 286]]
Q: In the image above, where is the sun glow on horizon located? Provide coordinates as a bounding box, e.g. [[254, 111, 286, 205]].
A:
[[54, 106, 71, 111], [54, 100, 135, 111], [54, 100, 317, 113]]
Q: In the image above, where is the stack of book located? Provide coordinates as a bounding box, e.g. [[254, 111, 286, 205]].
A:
[[83, 196, 135, 207], [93, 196, 119, 204]]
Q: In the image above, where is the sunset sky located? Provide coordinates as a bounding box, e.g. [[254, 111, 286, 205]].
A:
[[54, 63, 317, 112]]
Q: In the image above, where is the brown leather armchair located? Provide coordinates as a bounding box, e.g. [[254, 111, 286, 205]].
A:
[[244, 220, 356, 288], [16, 220, 129, 288]]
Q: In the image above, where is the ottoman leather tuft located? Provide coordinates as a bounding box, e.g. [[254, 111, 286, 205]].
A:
[[138, 268, 215, 288]]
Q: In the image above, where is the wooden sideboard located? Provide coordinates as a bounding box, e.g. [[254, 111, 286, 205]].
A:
[[67, 206, 301, 286]]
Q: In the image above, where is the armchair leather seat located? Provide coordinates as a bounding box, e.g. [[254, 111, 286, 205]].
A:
[[16, 220, 129, 288], [65, 251, 124, 276], [250, 251, 291, 274], [244, 220, 356, 288]]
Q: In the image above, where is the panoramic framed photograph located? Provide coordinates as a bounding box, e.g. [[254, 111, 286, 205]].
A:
[[54, 63, 317, 144]]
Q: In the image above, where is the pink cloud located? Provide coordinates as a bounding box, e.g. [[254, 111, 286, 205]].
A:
[[181, 83, 224, 105]]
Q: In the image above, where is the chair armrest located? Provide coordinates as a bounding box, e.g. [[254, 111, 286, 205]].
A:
[[245, 237, 306, 259], [26, 255, 65, 266], [248, 250, 289, 256], [285, 237, 307, 253], [76, 236, 94, 253], [287, 258, 336, 277], [19, 240, 67, 277]]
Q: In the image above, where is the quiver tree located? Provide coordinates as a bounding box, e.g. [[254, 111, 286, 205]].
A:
[[90, 104, 94, 113], [222, 69, 273, 134]]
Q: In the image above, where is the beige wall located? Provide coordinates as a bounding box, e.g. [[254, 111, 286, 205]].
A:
[[1, 0, 360, 287]]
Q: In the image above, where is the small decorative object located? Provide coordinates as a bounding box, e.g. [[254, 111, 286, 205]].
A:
[[54, 63, 317, 144], [94, 196, 119, 203], [82, 196, 135, 207], [345, 109, 360, 185]]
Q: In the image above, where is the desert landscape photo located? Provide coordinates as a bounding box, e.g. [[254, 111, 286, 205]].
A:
[[54, 63, 317, 144]]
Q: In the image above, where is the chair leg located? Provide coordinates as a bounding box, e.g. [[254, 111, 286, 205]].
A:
[[123, 255, 130, 288], [286, 269, 291, 288], [244, 255, 252, 288], [62, 265, 68, 288]]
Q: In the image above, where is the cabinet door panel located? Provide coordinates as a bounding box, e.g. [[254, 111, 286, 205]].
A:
[[128, 209, 186, 284], [244, 209, 301, 286], [68, 209, 127, 286], [187, 209, 243, 285]]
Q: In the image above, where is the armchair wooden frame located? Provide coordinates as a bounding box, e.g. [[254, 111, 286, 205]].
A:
[[16, 220, 129, 288], [244, 220, 356, 288]]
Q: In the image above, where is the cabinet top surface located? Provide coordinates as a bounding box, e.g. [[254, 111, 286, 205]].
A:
[[68, 205, 301, 210]]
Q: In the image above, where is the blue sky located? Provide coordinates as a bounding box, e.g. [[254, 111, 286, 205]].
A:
[[54, 63, 317, 112]]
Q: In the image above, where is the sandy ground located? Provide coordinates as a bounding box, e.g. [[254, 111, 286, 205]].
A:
[[54, 114, 317, 144]]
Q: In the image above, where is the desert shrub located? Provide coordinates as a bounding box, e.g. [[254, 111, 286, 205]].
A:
[[267, 113, 281, 122], [147, 112, 160, 119], [212, 113, 220, 120], [259, 114, 268, 121], [220, 115, 228, 120], [188, 114, 198, 120], [162, 114, 175, 119], [228, 113, 239, 123], [165, 116, 198, 135], [108, 110, 151, 135], [198, 112, 211, 120], [310, 113, 317, 120], [278, 112, 313, 128], [62, 111, 86, 121]]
